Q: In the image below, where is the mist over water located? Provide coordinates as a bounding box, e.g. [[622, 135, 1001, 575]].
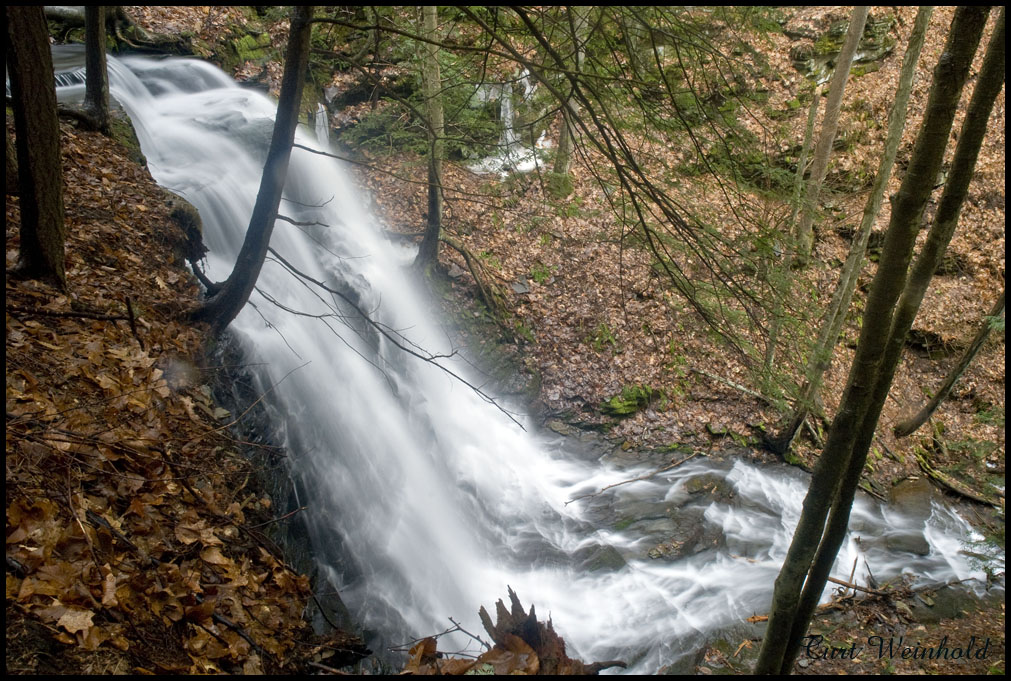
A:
[[64, 50, 999, 673]]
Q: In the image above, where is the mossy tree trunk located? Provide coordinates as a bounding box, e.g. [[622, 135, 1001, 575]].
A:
[[7, 5, 67, 289], [755, 7, 991, 674], [6, 126, 18, 195], [762, 80, 822, 379], [191, 6, 313, 333]]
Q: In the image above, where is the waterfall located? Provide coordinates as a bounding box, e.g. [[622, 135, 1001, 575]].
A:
[[66, 49, 1000, 673], [314, 102, 330, 146], [469, 78, 549, 176]]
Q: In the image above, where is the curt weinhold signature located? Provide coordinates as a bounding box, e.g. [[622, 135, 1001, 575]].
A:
[[801, 634, 994, 662]]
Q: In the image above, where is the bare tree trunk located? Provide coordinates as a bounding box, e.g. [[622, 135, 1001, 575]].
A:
[[763, 81, 822, 378], [792, 6, 869, 267], [553, 6, 589, 178], [896, 288, 1005, 437], [191, 6, 313, 332], [414, 5, 445, 269], [7, 6, 67, 289], [767, 7, 933, 455], [84, 5, 111, 135], [755, 7, 990, 674]]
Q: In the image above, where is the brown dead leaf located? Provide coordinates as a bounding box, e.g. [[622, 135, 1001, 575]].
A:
[[57, 607, 95, 635], [200, 546, 232, 566]]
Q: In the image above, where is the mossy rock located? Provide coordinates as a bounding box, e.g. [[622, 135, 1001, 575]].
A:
[[233, 32, 273, 63], [791, 12, 896, 83], [601, 385, 656, 417], [162, 190, 207, 263], [108, 110, 146, 166]]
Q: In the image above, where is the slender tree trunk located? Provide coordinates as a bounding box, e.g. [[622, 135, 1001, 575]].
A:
[[897, 289, 1005, 437], [792, 6, 869, 267], [553, 6, 589, 178], [755, 7, 990, 674], [767, 7, 933, 455], [763, 82, 822, 379], [7, 6, 67, 289], [84, 5, 111, 135], [414, 5, 445, 269], [191, 6, 313, 332]]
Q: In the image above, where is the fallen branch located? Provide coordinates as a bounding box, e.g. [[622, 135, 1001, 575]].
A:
[[6, 304, 128, 321], [307, 661, 350, 675], [125, 296, 145, 351], [826, 575, 888, 597], [567, 451, 698, 505], [689, 366, 773, 406], [439, 233, 511, 330], [913, 448, 998, 505]]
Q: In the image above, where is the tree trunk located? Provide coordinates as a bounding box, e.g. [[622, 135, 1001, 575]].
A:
[[896, 288, 1005, 437], [792, 6, 869, 267], [7, 6, 67, 289], [84, 6, 111, 135], [767, 7, 933, 455], [754, 7, 990, 674], [553, 6, 589, 178], [5, 126, 18, 195], [191, 6, 313, 333], [763, 81, 822, 379], [414, 5, 445, 269]]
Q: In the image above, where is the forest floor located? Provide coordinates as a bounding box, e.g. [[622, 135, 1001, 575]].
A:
[[6, 5, 1004, 676]]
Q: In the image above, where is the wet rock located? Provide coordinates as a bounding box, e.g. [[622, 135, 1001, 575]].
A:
[[888, 476, 934, 521], [575, 544, 628, 572], [682, 473, 735, 502], [883, 530, 931, 557]]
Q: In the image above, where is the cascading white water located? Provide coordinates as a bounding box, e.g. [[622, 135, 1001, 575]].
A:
[[469, 78, 550, 176], [314, 102, 330, 146], [60, 50, 999, 673]]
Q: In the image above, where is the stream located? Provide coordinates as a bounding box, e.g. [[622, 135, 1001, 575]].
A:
[[47, 47, 1001, 673]]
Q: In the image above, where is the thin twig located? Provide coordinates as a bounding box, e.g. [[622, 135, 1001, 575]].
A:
[[827, 576, 889, 597], [6, 303, 128, 321], [245, 506, 307, 529], [447, 617, 491, 651]]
